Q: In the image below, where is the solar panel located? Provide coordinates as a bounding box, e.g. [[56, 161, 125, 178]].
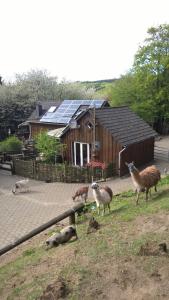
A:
[[40, 99, 105, 124]]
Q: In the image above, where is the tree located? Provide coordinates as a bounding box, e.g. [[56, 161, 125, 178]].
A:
[[110, 24, 169, 133], [133, 24, 169, 131], [110, 73, 136, 107]]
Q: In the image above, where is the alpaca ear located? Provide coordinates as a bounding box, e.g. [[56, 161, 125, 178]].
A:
[[132, 161, 134, 164], [125, 162, 128, 166]]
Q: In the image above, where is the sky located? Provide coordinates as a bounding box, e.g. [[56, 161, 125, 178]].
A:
[[0, 0, 169, 82]]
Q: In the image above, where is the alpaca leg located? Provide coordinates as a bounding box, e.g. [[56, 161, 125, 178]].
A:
[[145, 188, 149, 201], [97, 205, 100, 216], [103, 205, 106, 216], [155, 185, 157, 192], [108, 203, 111, 213], [12, 186, 16, 194], [84, 194, 87, 203], [136, 192, 140, 205], [149, 189, 152, 198]]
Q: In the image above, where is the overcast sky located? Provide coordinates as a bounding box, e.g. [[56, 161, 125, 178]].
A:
[[0, 0, 169, 82]]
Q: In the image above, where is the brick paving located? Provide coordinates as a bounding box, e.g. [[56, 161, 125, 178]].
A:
[[0, 170, 134, 252]]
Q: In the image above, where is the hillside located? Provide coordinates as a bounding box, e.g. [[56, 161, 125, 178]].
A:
[[77, 78, 118, 98], [0, 176, 169, 299]]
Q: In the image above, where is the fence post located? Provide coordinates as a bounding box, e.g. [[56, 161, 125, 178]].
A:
[[69, 212, 76, 225], [12, 157, 15, 175], [32, 160, 35, 179]]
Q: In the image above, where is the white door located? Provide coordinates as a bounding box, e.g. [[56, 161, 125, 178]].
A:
[[74, 142, 90, 166]]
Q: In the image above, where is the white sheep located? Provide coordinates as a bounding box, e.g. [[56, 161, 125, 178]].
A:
[[125, 162, 161, 205], [72, 186, 89, 203], [91, 182, 113, 215], [12, 178, 30, 194]]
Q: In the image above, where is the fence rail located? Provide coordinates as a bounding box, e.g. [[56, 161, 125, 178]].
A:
[[0, 202, 84, 256], [154, 145, 169, 162]]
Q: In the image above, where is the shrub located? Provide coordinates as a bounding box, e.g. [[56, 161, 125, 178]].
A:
[[0, 136, 22, 153], [35, 131, 66, 163]]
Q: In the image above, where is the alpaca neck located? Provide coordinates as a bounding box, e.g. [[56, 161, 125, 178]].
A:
[[131, 170, 142, 186], [93, 189, 102, 204]]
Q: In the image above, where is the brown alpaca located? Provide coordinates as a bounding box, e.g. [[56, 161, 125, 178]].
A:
[[125, 162, 161, 205], [72, 186, 89, 203]]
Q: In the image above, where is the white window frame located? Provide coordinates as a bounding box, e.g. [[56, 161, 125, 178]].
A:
[[73, 142, 90, 166]]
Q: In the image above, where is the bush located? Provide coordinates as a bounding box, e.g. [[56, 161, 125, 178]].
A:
[[35, 131, 66, 163], [0, 136, 22, 153]]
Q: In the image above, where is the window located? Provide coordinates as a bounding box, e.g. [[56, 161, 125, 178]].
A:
[[73, 142, 91, 166]]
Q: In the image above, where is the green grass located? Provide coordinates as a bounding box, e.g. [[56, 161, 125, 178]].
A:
[[0, 177, 169, 299]]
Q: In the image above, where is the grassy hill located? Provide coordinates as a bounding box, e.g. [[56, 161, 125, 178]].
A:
[[77, 78, 118, 99], [0, 176, 169, 299]]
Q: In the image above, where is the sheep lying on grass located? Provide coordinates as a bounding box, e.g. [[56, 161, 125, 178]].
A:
[[72, 186, 89, 203], [46, 225, 78, 248], [12, 178, 30, 194], [125, 162, 161, 205], [91, 182, 113, 215]]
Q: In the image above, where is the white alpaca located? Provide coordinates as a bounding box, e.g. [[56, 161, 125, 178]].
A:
[[91, 182, 113, 215], [12, 178, 30, 194]]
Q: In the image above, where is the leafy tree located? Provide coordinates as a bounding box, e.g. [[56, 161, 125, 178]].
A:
[[110, 73, 136, 106], [110, 24, 169, 132], [133, 24, 169, 131], [35, 131, 66, 163]]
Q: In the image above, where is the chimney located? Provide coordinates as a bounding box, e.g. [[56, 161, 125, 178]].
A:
[[36, 103, 43, 117]]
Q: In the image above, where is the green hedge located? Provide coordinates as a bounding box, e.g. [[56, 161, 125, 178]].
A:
[[0, 136, 22, 153]]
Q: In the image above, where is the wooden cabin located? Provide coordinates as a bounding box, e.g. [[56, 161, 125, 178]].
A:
[[19, 100, 157, 176], [59, 107, 157, 176]]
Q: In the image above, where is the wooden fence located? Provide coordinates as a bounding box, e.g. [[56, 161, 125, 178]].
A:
[[154, 145, 169, 162], [13, 158, 115, 183]]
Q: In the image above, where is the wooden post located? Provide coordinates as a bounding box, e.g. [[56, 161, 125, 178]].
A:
[[69, 212, 76, 225]]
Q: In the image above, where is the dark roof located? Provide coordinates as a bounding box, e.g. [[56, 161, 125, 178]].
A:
[[95, 106, 157, 146]]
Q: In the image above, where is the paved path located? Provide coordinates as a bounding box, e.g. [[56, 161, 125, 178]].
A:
[[0, 170, 134, 252], [0, 150, 169, 253]]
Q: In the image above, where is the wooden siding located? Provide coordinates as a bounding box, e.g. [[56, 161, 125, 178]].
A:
[[62, 112, 121, 172], [120, 137, 155, 176], [30, 123, 63, 138], [62, 113, 93, 163]]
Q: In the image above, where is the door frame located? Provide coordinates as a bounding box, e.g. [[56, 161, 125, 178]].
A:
[[73, 142, 90, 166]]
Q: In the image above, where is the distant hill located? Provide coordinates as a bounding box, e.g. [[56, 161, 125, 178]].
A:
[[77, 78, 118, 93], [81, 78, 117, 84]]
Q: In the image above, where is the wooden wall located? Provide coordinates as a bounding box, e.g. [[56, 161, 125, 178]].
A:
[[62, 112, 121, 172], [30, 123, 63, 138], [120, 137, 155, 176], [62, 112, 93, 162]]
